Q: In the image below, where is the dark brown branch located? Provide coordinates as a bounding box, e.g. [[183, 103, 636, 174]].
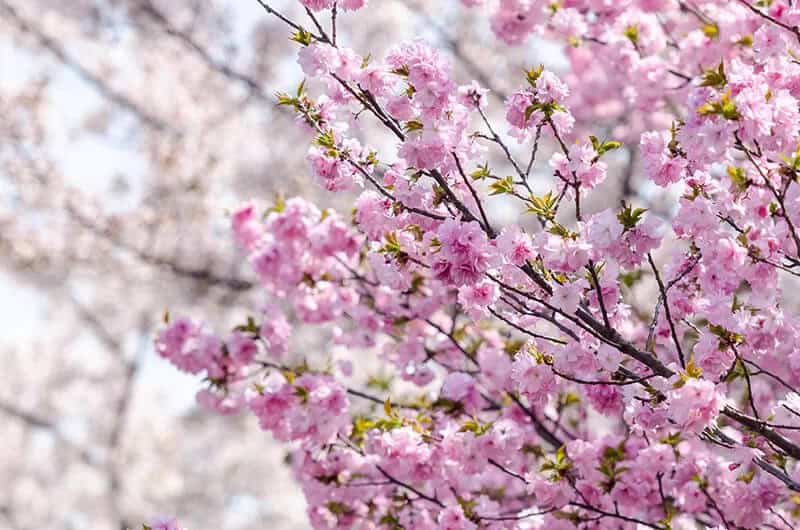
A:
[[375, 465, 445, 507], [507, 392, 564, 448], [647, 253, 686, 368]]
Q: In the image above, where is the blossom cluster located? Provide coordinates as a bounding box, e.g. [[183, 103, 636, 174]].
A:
[[149, 1, 800, 529]]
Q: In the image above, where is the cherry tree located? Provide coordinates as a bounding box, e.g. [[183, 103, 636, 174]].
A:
[[9, 0, 800, 529], [151, 0, 800, 529]]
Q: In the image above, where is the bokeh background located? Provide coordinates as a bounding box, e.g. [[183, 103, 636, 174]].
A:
[[0, 1, 571, 529]]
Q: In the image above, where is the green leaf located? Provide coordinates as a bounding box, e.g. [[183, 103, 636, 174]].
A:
[[391, 65, 410, 77], [403, 120, 424, 133], [525, 101, 566, 121], [737, 34, 754, 47], [367, 375, 392, 392], [457, 496, 479, 522], [553, 510, 582, 523], [470, 163, 491, 180], [234, 316, 260, 334], [524, 103, 538, 122], [724, 357, 747, 383], [404, 224, 424, 241], [266, 196, 286, 215], [624, 25, 639, 44], [559, 392, 581, 408], [540, 445, 572, 479], [290, 28, 313, 46], [597, 441, 628, 492], [527, 191, 558, 220], [697, 90, 740, 120], [619, 269, 643, 288], [556, 445, 568, 464], [314, 130, 337, 149], [668, 121, 683, 155], [702, 22, 720, 39], [459, 419, 493, 436], [379, 512, 402, 529], [660, 432, 682, 447], [780, 142, 800, 171], [503, 339, 526, 356], [294, 385, 309, 403], [590, 135, 623, 159], [525, 64, 545, 87], [727, 166, 749, 191], [692, 473, 709, 489], [381, 231, 402, 254], [685, 358, 704, 379], [708, 323, 745, 346], [700, 62, 727, 88], [489, 176, 515, 196], [276, 91, 297, 107], [617, 204, 648, 231], [326, 501, 353, 516], [547, 222, 576, 239], [392, 316, 410, 327]]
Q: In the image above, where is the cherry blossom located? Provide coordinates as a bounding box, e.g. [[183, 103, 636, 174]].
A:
[[144, 1, 800, 529]]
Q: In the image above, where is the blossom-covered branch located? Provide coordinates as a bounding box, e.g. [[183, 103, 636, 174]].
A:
[[148, 1, 800, 529]]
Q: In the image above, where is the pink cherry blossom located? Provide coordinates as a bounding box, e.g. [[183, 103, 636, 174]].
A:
[[142, 3, 800, 528]]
